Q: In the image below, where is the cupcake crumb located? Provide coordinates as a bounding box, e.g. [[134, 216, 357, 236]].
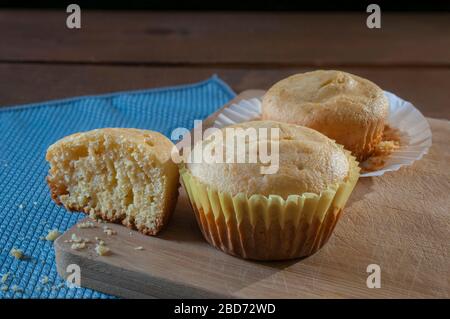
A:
[[40, 276, 49, 285], [45, 229, 61, 241], [95, 244, 111, 256], [1, 272, 10, 283], [361, 125, 402, 173], [77, 221, 96, 229], [71, 233, 82, 243], [69, 233, 90, 244], [103, 226, 116, 236], [89, 209, 105, 223], [373, 140, 400, 156], [71, 242, 86, 250], [68, 233, 91, 249], [10, 248, 24, 260]]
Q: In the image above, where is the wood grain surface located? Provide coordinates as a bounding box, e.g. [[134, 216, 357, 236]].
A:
[[54, 91, 450, 299], [1, 11, 449, 65], [0, 10, 449, 119], [0, 64, 448, 119]]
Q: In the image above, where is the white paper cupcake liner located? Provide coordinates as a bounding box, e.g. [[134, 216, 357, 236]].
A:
[[213, 91, 432, 178]]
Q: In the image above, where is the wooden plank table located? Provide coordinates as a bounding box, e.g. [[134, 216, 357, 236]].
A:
[[0, 10, 449, 119]]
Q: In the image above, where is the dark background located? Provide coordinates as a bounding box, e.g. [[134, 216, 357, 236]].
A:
[[1, 0, 449, 11]]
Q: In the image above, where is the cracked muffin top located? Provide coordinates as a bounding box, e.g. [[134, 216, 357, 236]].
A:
[[261, 70, 389, 161], [186, 120, 351, 198]]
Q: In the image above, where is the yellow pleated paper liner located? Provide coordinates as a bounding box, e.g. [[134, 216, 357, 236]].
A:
[[180, 152, 360, 261]]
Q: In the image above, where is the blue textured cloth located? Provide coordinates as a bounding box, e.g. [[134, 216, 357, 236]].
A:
[[0, 76, 235, 298]]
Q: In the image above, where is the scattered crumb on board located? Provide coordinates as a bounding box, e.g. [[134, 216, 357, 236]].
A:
[[71, 242, 86, 250], [95, 244, 111, 256], [45, 229, 61, 241], [65, 233, 91, 250], [77, 221, 96, 229], [103, 226, 117, 236]]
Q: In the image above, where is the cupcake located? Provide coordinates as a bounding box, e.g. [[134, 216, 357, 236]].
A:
[[181, 121, 360, 260], [262, 70, 389, 161], [46, 128, 180, 235]]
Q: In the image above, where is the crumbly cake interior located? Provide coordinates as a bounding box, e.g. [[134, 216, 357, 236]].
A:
[[47, 134, 166, 233]]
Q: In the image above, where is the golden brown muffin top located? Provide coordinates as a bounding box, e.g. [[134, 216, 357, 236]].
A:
[[262, 70, 388, 125], [186, 121, 350, 198], [46, 128, 175, 165]]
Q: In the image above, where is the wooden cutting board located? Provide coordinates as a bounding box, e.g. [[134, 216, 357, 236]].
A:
[[54, 91, 450, 298]]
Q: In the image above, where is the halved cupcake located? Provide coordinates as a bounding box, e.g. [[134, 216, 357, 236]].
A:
[[181, 121, 360, 260], [46, 128, 179, 235]]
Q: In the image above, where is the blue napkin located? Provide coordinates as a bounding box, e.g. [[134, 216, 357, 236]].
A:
[[0, 76, 235, 298]]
